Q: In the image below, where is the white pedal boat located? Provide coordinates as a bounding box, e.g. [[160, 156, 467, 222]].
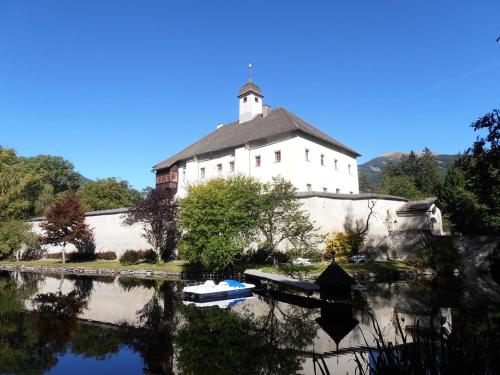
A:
[[182, 279, 255, 302], [183, 296, 255, 308]]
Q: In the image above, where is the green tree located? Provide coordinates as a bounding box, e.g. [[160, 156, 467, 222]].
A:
[[0, 220, 39, 260], [179, 176, 261, 272], [76, 177, 142, 212], [378, 175, 423, 199], [440, 109, 499, 234], [0, 147, 43, 220], [41, 193, 93, 263], [21, 154, 82, 194], [359, 172, 375, 193], [258, 177, 320, 264]]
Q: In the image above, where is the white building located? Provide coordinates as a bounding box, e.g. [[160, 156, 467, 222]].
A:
[[153, 79, 360, 197], [152, 78, 443, 242]]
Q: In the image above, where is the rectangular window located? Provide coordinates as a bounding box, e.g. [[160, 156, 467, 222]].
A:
[[255, 97, 259, 102], [217, 163, 222, 176], [350, 191, 353, 194], [200, 167, 205, 179], [255, 155, 261, 167], [182, 168, 186, 181], [229, 161, 235, 172], [321, 154, 324, 166], [274, 150, 281, 163], [323, 187, 327, 192], [305, 149, 309, 161], [334, 159, 338, 170], [243, 97, 247, 103], [348, 164, 351, 175], [336, 188, 340, 194], [307, 184, 312, 192]]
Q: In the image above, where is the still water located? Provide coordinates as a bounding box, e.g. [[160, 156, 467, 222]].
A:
[[0, 270, 499, 375]]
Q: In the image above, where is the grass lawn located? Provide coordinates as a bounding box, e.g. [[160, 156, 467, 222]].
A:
[[0, 259, 189, 272], [0, 259, 268, 274], [260, 261, 416, 276]]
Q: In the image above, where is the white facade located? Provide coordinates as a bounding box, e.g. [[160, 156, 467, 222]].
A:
[[176, 134, 359, 197]]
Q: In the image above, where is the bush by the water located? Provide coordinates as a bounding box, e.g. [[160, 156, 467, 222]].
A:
[[324, 232, 364, 262], [119, 249, 156, 265], [44, 251, 117, 261], [119, 250, 140, 265]]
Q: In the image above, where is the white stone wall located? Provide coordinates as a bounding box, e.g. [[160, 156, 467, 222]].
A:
[[31, 209, 150, 257], [300, 194, 443, 240], [176, 134, 359, 197]]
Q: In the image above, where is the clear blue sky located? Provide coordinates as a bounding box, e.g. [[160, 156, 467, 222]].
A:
[[1, 1, 499, 190]]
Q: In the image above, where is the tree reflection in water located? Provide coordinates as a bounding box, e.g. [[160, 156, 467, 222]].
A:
[[176, 295, 317, 375]]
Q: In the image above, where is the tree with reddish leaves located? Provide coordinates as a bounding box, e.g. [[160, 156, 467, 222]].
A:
[[126, 187, 179, 263], [41, 193, 93, 263]]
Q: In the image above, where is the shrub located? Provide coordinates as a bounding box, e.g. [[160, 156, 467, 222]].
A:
[[119, 250, 139, 265], [46, 252, 62, 259], [287, 248, 323, 263], [136, 249, 157, 263], [21, 245, 46, 260], [324, 232, 365, 262], [96, 251, 117, 261]]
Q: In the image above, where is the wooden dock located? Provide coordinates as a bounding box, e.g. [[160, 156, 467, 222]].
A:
[[244, 269, 320, 295]]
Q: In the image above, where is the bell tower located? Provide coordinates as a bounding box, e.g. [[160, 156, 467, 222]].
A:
[[238, 64, 263, 123]]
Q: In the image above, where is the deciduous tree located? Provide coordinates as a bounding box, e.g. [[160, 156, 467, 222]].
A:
[[76, 177, 141, 212], [126, 187, 179, 262], [41, 193, 93, 263], [258, 177, 320, 264], [178, 176, 261, 272]]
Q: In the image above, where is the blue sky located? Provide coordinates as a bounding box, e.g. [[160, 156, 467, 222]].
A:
[[1, 1, 499, 189]]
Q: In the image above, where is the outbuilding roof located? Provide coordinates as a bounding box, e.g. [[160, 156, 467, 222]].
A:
[[397, 197, 438, 213], [153, 107, 361, 171]]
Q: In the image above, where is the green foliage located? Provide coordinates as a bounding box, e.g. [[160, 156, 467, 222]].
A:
[[0, 220, 39, 260], [325, 232, 365, 262], [119, 250, 140, 265], [413, 236, 462, 274], [76, 177, 141, 212], [378, 175, 424, 199], [439, 110, 500, 234], [258, 177, 321, 264], [377, 148, 442, 199], [179, 176, 262, 272], [359, 172, 375, 193]]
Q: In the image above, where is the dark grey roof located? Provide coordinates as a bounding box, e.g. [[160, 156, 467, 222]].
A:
[[153, 108, 360, 171], [297, 192, 407, 202], [397, 197, 437, 213], [238, 81, 263, 97]]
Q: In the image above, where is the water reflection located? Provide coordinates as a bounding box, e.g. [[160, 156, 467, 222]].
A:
[[0, 271, 498, 374]]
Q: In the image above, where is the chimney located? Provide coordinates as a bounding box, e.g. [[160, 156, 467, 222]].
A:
[[262, 104, 272, 118], [216, 123, 224, 129]]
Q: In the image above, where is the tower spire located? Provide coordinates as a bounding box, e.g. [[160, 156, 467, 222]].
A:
[[248, 63, 253, 82]]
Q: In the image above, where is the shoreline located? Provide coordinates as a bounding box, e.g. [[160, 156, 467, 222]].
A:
[[0, 260, 434, 282]]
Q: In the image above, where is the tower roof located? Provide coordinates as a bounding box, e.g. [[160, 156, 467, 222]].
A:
[[238, 80, 263, 98]]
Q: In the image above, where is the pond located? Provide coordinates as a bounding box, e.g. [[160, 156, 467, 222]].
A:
[[0, 270, 499, 374]]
